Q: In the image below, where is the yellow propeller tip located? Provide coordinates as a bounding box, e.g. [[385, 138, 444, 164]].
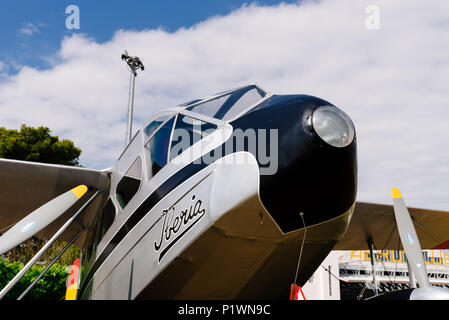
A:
[[71, 185, 88, 199], [392, 187, 402, 199]]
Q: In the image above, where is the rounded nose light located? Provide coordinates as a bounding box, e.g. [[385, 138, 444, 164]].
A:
[[312, 106, 355, 148]]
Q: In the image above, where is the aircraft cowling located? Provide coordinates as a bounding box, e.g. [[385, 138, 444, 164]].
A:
[[231, 94, 357, 232]]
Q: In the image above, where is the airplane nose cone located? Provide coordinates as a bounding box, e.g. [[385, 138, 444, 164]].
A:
[[233, 95, 357, 232]]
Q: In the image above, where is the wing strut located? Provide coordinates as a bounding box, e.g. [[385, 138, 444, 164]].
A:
[[367, 239, 379, 296], [0, 190, 99, 300], [17, 228, 84, 300]]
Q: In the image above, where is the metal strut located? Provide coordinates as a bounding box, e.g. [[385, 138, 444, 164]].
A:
[[17, 227, 85, 300], [368, 239, 379, 296], [0, 190, 99, 300]]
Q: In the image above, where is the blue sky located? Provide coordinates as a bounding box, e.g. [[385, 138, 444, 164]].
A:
[[0, 0, 297, 72]]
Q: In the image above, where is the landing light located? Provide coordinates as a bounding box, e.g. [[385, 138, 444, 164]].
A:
[[312, 105, 355, 148]]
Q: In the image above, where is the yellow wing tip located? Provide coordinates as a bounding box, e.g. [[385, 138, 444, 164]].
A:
[[71, 185, 88, 199], [392, 187, 402, 198]]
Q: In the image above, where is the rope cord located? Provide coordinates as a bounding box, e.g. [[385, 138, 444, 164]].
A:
[[320, 265, 348, 283], [294, 212, 307, 285], [373, 242, 395, 284], [413, 217, 443, 244]]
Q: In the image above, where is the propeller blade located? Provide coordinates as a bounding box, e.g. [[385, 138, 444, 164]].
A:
[[0, 185, 87, 255], [392, 188, 430, 288]]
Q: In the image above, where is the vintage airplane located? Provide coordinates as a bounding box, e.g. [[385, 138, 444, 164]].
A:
[[1, 81, 449, 300]]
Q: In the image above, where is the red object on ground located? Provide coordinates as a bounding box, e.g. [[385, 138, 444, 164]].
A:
[[290, 284, 306, 300]]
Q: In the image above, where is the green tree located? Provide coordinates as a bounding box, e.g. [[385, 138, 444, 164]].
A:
[[0, 123, 82, 264], [0, 124, 82, 299], [0, 124, 81, 166], [0, 258, 68, 300]]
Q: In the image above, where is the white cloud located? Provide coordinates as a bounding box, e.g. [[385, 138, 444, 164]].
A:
[[18, 22, 44, 37], [1, 0, 448, 210]]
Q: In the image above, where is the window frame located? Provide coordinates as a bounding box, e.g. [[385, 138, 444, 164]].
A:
[[184, 84, 267, 110], [140, 108, 231, 181], [142, 108, 181, 145], [167, 111, 220, 163], [144, 116, 177, 180], [183, 84, 271, 122], [115, 155, 143, 209]]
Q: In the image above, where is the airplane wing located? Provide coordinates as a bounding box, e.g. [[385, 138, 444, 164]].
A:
[[0, 158, 110, 246], [335, 202, 449, 250]]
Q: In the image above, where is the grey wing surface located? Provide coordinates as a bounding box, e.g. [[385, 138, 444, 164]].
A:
[[0, 158, 110, 246], [336, 202, 449, 250]]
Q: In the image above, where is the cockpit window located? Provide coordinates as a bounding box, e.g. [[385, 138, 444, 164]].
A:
[[169, 114, 217, 161], [145, 116, 175, 179], [177, 99, 202, 107], [217, 87, 265, 121], [185, 85, 266, 121], [143, 115, 171, 138], [185, 94, 229, 119]]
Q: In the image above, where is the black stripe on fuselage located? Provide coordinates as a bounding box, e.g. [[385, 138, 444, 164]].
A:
[[79, 161, 208, 297]]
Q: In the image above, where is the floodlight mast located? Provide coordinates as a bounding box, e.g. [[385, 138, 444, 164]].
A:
[[121, 51, 145, 145]]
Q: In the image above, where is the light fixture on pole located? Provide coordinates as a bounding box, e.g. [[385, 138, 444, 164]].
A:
[[121, 50, 145, 145]]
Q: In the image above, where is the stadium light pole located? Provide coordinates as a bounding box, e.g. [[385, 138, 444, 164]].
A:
[[121, 51, 145, 145]]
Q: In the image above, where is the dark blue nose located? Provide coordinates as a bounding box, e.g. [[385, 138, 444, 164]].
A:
[[231, 94, 357, 232]]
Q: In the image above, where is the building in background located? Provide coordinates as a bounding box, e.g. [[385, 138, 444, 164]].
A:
[[302, 251, 341, 300], [302, 250, 449, 300]]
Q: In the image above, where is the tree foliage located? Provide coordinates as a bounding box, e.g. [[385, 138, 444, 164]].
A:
[[0, 124, 82, 299], [0, 258, 68, 300], [3, 237, 80, 266], [0, 124, 81, 166]]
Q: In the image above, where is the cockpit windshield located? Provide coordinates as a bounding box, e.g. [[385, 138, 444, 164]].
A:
[[184, 84, 267, 121]]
